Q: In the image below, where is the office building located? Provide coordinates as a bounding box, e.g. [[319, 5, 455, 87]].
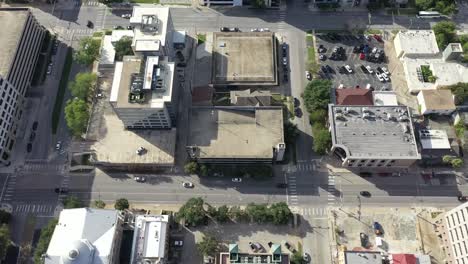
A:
[[0, 8, 46, 166], [436, 203, 468, 264], [417, 90, 456, 115], [328, 105, 421, 169], [45, 208, 123, 264]]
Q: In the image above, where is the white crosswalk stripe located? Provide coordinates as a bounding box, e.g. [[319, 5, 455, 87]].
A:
[[83, 0, 104, 6], [1, 174, 16, 203], [287, 173, 298, 206], [292, 207, 327, 217], [13, 204, 56, 215]]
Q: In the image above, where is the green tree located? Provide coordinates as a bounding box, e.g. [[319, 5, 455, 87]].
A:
[[432, 21, 457, 50], [284, 121, 299, 145], [246, 203, 270, 223], [196, 235, 219, 257], [443, 83, 468, 105], [309, 109, 327, 125], [0, 210, 11, 225], [177, 197, 206, 227], [451, 158, 464, 168], [65, 99, 89, 137], [206, 205, 218, 218], [199, 164, 209, 176], [34, 219, 58, 264], [290, 250, 304, 264], [94, 200, 106, 209], [184, 162, 199, 174], [19, 244, 33, 264], [0, 224, 10, 260], [303, 79, 332, 113], [215, 205, 230, 223], [75, 37, 101, 65], [69, 72, 97, 100], [416, 0, 456, 15], [63, 196, 82, 209], [269, 202, 292, 225], [114, 36, 134, 61], [313, 129, 331, 155], [115, 198, 129, 210], [228, 206, 248, 222], [252, 0, 265, 8]]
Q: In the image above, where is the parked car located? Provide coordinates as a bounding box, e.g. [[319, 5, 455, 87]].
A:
[[134, 176, 146, 183], [325, 65, 334, 73], [32, 121, 38, 131], [183, 182, 194, 188], [458, 196, 468, 202], [381, 73, 390, 82], [294, 107, 302, 118], [46, 65, 52, 75], [375, 72, 384, 82], [365, 65, 373, 74], [55, 141, 62, 150], [303, 253, 311, 262], [29, 132, 36, 142], [229, 27, 240, 32], [305, 71, 312, 80], [360, 191, 371, 197], [319, 54, 326, 61], [121, 14, 131, 19], [54, 187, 69, 194], [113, 25, 124, 30], [359, 53, 365, 60], [373, 34, 383, 42], [220, 27, 229, 32], [344, 65, 353, 73], [127, 25, 134, 30], [359, 172, 372, 178], [283, 74, 288, 83], [381, 67, 390, 75], [276, 183, 288, 188], [249, 242, 257, 252], [321, 66, 328, 74], [294, 97, 300, 107], [337, 66, 346, 74], [259, 28, 270, 32], [27, 143, 32, 153], [282, 57, 287, 65], [318, 44, 326, 53], [364, 35, 371, 41], [87, 20, 94, 28], [232, 178, 242, 182], [174, 240, 184, 247], [251, 28, 260, 32]]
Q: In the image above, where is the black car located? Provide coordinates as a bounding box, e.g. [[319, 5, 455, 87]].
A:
[[376, 66, 384, 74], [29, 132, 36, 142], [458, 196, 468, 202], [293, 98, 300, 107], [283, 74, 289, 82], [321, 66, 328, 73], [294, 108, 302, 118], [54, 188, 69, 194], [360, 65, 368, 73], [338, 66, 347, 74], [360, 191, 371, 197], [325, 65, 334, 74], [32, 121, 38, 131], [359, 172, 372, 177], [27, 143, 32, 153], [87, 21, 94, 28], [127, 25, 134, 30], [177, 62, 187, 67], [220, 27, 229, 32]]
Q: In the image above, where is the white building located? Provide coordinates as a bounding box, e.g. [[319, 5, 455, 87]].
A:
[[130, 7, 174, 56], [437, 203, 468, 264], [394, 30, 468, 94], [372, 91, 399, 106], [130, 215, 169, 264], [45, 208, 123, 264], [417, 90, 456, 115], [0, 8, 46, 166]]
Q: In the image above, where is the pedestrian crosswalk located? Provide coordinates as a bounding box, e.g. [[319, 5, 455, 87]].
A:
[[95, 8, 107, 29], [327, 174, 338, 205], [21, 163, 64, 173], [1, 174, 16, 203], [287, 174, 298, 206], [72, 28, 98, 36], [58, 175, 71, 202], [293, 207, 327, 217], [13, 203, 56, 215], [296, 162, 315, 171], [83, 0, 104, 5]]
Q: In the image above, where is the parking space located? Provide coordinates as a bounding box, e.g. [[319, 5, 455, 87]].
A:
[[315, 33, 392, 91]]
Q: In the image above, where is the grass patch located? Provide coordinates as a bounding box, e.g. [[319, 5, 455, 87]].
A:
[[306, 34, 313, 43], [455, 122, 465, 140], [205, 164, 273, 180], [431, 211, 442, 219], [197, 33, 206, 44], [92, 31, 103, 38], [364, 29, 383, 35], [52, 48, 73, 134], [130, 0, 159, 3]]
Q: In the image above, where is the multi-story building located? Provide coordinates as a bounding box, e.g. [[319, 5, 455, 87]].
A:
[[130, 215, 169, 264], [436, 203, 468, 264], [110, 55, 177, 129], [328, 105, 421, 170], [0, 8, 46, 166], [45, 208, 124, 264]]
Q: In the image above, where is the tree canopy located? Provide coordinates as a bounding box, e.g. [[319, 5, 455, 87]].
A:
[[269, 202, 292, 225], [313, 129, 332, 155], [443, 82, 468, 105], [432, 21, 457, 50], [0, 224, 10, 260], [303, 79, 332, 113], [177, 197, 206, 226], [415, 0, 456, 15], [196, 235, 219, 257], [115, 198, 130, 210], [65, 98, 89, 137], [94, 200, 106, 209], [69, 73, 97, 100], [284, 121, 299, 145], [63, 196, 83, 209], [34, 219, 58, 264], [114, 36, 134, 61], [184, 162, 199, 174], [246, 203, 271, 223], [0, 210, 11, 225], [75, 37, 101, 65]]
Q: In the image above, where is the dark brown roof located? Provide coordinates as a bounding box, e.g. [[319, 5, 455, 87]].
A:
[[336, 88, 373, 106]]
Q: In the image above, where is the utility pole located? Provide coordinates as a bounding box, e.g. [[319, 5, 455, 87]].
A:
[[368, 12, 372, 25]]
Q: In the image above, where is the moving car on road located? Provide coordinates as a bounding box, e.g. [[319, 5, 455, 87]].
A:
[[183, 182, 194, 188], [55, 141, 62, 150], [360, 191, 371, 197], [458, 195, 468, 202], [134, 176, 146, 183], [232, 178, 242, 182]]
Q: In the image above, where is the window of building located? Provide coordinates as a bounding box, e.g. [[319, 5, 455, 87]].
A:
[[390, 160, 396, 163], [370, 160, 376, 163], [379, 160, 385, 163]]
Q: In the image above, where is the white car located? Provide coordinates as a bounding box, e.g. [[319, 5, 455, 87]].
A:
[[303, 253, 311, 262], [47, 65, 52, 75], [344, 65, 353, 73], [174, 240, 183, 247], [251, 28, 259, 32], [375, 72, 384, 82], [305, 71, 312, 80], [381, 73, 390, 82], [365, 65, 373, 74], [134, 176, 146, 183], [121, 14, 131, 19], [282, 57, 287, 65], [232, 178, 242, 182], [260, 28, 270, 32], [136, 146, 146, 155], [381, 67, 390, 75], [55, 141, 62, 150], [183, 182, 194, 188]]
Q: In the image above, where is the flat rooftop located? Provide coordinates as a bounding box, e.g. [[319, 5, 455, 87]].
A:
[[329, 105, 420, 159], [189, 107, 284, 160], [110, 56, 174, 109], [395, 30, 439, 56], [212, 32, 277, 85], [130, 7, 169, 52], [344, 251, 382, 264], [419, 129, 451, 149], [372, 91, 398, 106], [91, 110, 175, 165], [131, 215, 169, 263], [0, 9, 29, 77], [418, 89, 456, 111]]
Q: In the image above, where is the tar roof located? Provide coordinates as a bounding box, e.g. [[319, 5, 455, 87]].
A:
[[212, 32, 276, 85], [0, 9, 29, 77], [189, 107, 284, 159], [329, 105, 420, 159]]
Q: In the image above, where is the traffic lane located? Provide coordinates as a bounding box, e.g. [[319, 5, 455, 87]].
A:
[[8, 189, 59, 203]]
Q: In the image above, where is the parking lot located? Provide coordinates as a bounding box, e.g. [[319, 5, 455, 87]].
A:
[[315, 33, 393, 91]]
